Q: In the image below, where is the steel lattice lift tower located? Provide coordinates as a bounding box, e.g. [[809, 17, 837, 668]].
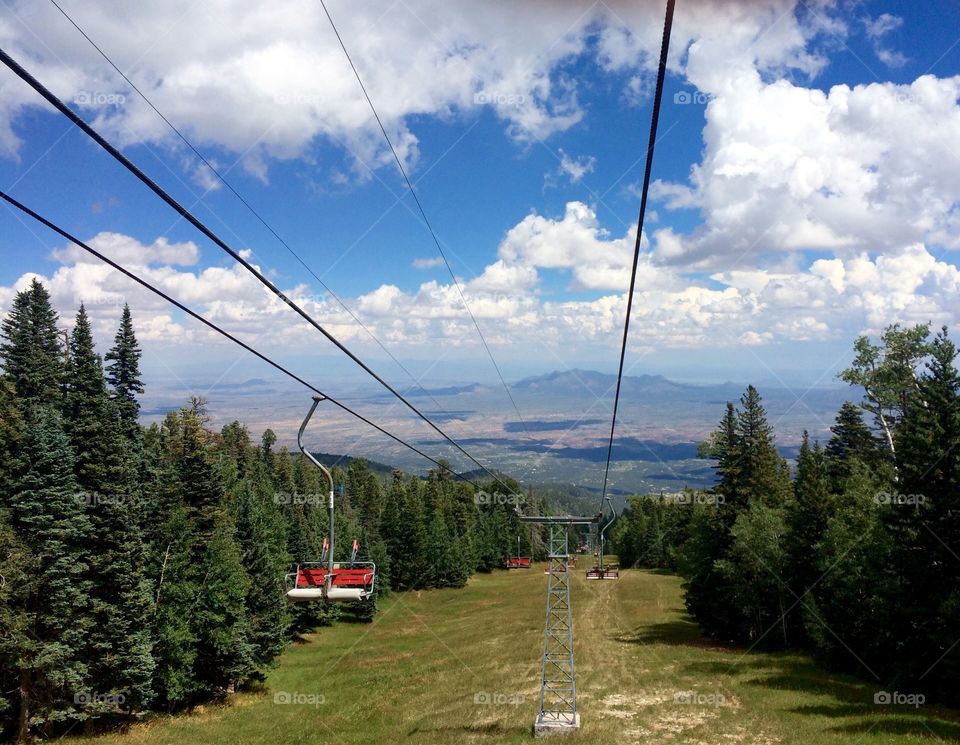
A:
[[520, 514, 599, 736]]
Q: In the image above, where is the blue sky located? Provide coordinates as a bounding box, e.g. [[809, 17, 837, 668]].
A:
[[1, 0, 959, 397]]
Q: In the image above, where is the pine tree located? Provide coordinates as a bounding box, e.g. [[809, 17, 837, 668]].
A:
[[716, 501, 790, 646], [68, 315, 157, 715], [231, 476, 290, 672], [681, 386, 792, 644], [0, 279, 64, 402], [403, 477, 429, 589], [150, 502, 199, 710], [62, 305, 128, 494], [0, 380, 23, 504], [735, 386, 791, 508], [177, 409, 223, 540], [785, 433, 833, 643], [805, 462, 889, 674], [104, 304, 144, 446], [891, 327, 960, 695], [7, 405, 94, 741], [825, 402, 881, 491], [381, 471, 407, 591], [192, 521, 254, 694], [0, 507, 31, 741]]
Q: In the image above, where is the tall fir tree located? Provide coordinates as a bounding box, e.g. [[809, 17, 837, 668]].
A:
[[825, 402, 881, 491], [7, 406, 94, 741], [0, 279, 63, 402], [784, 433, 833, 643], [891, 327, 960, 696], [104, 303, 144, 447], [60, 309, 155, 712], [231, 474, 290, 672]]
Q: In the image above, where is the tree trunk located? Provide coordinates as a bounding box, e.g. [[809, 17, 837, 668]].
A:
[[16, 667, 30, 744], [878, 410, 896, 455]]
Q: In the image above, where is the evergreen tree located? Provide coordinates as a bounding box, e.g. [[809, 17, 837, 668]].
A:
[[825, 402, 881, 491], [231, 476, 290, 672], [7, 406, 93, 741], [716, 501, 790, 646], [891, 327, 960, 696], [104, 304, 144, 446], [192, 521, 254, 694], [150, 502, 199, 710], [0, 508, 31, 741], [681, 386, 792, 644], [786, 435, 833, 612], [0, 279, 64, 402], [381, 472, 408, 591], [805, 463, 889, 674], [0, 380, 23, 503], [62, 305, 128, 494], [403, 478, 428, 589], [734, 386, 791, 508]]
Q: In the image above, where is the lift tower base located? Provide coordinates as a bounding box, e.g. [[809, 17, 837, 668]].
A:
[[534, 712, 581, 737]]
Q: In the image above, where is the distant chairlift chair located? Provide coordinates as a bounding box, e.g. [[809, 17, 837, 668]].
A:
[[285, 396, 376, 602], [506, 535, 531, 569], [585, 497, 620, 580]]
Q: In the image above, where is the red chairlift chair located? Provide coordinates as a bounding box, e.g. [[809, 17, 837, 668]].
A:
[[285, 396, 377, 603], [506, 535, 531, 569], [585, 496, 620, 581]]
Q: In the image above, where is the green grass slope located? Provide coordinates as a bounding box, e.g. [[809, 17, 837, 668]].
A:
[[79, 568, 960, 744]]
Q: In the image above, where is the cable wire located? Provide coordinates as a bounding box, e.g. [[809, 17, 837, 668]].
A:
[[48, 0, 452, 417], [0, 45, 517, 493], [599, 0, 676, 508], [318, 0, 533, 440], [0, 187, 483, 486]]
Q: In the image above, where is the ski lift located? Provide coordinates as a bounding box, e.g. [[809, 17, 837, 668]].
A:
[[285, 396, 376, 603], [506, 535, 531, 569], [585, 497, 620, 581]]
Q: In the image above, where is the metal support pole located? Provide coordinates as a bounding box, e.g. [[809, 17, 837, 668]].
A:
[[297, 395, 335, 596], [598, 496, 617, 570]]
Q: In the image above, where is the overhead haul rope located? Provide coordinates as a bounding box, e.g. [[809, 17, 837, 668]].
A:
[[598, 0, 676, 509], [0, 46, 518, 495], [0, 187, 484, 487]]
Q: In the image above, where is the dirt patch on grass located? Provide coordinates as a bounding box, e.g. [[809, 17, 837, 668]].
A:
[[599, 690, 674, 719]]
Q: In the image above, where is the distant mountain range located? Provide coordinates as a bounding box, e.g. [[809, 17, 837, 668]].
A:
[[141, 367, 855, 498]]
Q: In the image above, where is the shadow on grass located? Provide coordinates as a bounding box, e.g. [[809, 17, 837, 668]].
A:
[[828, 716, 960, 741], [621, 616, 960, 740], [408, 722, 529, 738], [616, 616, 739, 651]]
